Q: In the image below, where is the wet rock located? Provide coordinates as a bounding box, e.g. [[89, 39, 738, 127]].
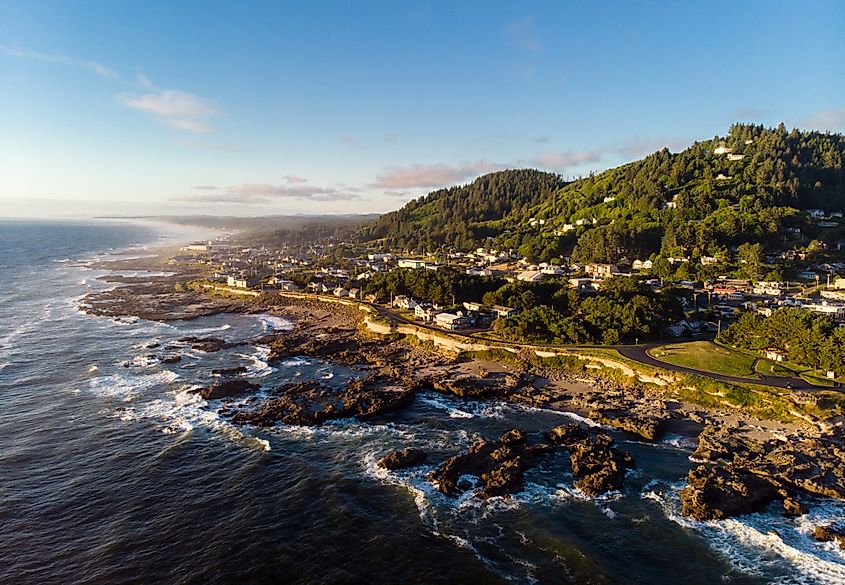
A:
[[231, 375, 414, 427], [782, 497, 807, 517], [679, 465, 782, 520], [377, 448, 428, 471], [159, 354, 182, 364], [567, 433, 635, 497], [428, 429, 553, 499], [691, 426, 763, 464], [178, 336, 243, 352], [545, 424, 590, 446], [589, 410, 665, 441], [198, 379, 260, 400], [211, 366, 248, 377], [813, 524, 845, 550]]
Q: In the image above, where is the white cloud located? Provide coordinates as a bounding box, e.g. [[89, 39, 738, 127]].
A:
[[119, 89, 219, 133], [171, 182, 360, 205], [530, 150, 603, 169], [0, 44, 119, 79], [800, 107, 845, 131], [371, 160, 503, 189]]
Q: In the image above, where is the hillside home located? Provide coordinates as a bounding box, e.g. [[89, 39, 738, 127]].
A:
[[491, 305, 517, 318], [415, 304, 437, 322], [517, 270, 543, 283], [584, 264, 617, 278], [435, 312, 469, 330], [393, 296, 419, 310]]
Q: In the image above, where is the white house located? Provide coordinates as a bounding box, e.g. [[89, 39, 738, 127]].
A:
[[517, 270, 543, 283], [398, 259, 426, 269], [713, 145, 733, 155], [491, 305, 517, 318], [393, 295, 419, 310], [435, 312, 469, 330]]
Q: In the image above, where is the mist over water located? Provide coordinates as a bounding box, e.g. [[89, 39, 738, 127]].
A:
[[1, 220, 843, 584]]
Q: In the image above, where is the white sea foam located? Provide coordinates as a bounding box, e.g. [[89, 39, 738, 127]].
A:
[[236, 346, 275, 378], [662, 433, 697, 450], [87, 370, 181, 401], [257, 314, 294, 332], [642, 480, 845, 584], [416, 392, 506, 419]]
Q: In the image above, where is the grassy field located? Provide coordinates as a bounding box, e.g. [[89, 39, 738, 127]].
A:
[[754, 359, 795, 377], [648, 341, 759, 378]]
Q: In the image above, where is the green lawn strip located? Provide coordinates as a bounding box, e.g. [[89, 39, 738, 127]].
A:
[[754, 359, 795, 377], [648, 341, 758, 378]]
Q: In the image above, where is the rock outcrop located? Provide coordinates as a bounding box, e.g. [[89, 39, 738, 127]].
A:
[[588, 410, 665, 441], [377, 448, 428, 470], [197, 379, 260, 400], [680, 465, 782, 520], [813, 524, 845, 550], [428, 429, 554, 499], [231, 375, 414, 426], [546, 424, 636, 496]]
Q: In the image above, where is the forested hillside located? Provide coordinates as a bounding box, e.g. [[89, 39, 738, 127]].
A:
[[359, 169, 564, 251], [360, 124, 845, 265]]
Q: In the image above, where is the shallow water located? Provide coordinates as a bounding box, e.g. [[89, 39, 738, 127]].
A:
[[1, 220, 843, 584]]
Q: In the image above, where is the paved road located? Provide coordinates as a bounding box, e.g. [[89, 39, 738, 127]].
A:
[[616, 345, 817, 390], [319, 294, 829, 392]]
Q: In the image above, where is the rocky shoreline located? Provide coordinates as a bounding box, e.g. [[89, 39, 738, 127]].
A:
[[80, 251, 845, 532]]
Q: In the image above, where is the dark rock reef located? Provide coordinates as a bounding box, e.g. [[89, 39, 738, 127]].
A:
[[428, 429, 554, 499], [231, 375, 414, 426], [546, 424, 636, 496], [377, 448, 428, 471]]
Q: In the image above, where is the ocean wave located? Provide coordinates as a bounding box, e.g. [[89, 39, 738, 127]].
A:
[[257, 314, 294, 333], [235, 346, 275, 378], [642, 480, 845, 584], [661, 433, 697, 450], [416, 392, 507, 419], [86, 370, 181, 401]]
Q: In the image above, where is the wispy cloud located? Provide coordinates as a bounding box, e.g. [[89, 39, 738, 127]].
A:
[[0, 43, 119, 80], [800, 107, 845, 131], [505, 17, 542, 52], [172, 183, 360, 205], [193, 185, 219, 190], [529, 150, 603, 169], [371, 160, 503, 190], [119, 89, 219, 132], [284, 175, 307, 183], [614, 137, 691, 159]]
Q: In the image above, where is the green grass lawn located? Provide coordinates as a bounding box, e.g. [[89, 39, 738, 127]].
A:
[[648, 341, 758, 378], [754, 359, 795, 377]]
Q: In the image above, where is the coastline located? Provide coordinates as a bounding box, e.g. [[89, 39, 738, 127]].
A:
[[77, 241, 845, 532]]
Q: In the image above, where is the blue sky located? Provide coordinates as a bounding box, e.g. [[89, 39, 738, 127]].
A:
[[1, 1, 843, 217]]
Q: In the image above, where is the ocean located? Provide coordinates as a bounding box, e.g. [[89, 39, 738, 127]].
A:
[[1, 219, 844, 585]]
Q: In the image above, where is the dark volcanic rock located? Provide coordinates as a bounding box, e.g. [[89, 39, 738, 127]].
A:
[[198, 380, 260, 400], [179, 336, 244, 352], [813, 524, 845, 550], [428, 429, 553, 499], [679, 465, 782, 520], [211, 365, 248, 377], [589, 410, 665, 441], [782, 497, 808, 518], [159, 354, 182, 364], [545, 424, 590, 446], [231, 375, 414, 427], [377, 448, 428, 470]]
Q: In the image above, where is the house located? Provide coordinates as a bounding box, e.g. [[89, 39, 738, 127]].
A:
[[584, 263, 617, 278], [834, 277, 845, 290], [798, 271, 819, 281], [727, 153, 745, 161], [466, 267, 492, 276], [415, 304, 437, 322], [765, 348, 787, 362], [333, 287, 349, 297], [517, 270, 543, 283], [435, 312, 469, 330], [491, 305, 517, 318], [228, 275, 261, 289], [807, 209, 825, 219], [463, 301, 483, 312], [398, 259, 426, 269], [713, 146, 733, 155], [348, 288, 360, 299], [700, 256, 719, 265], [393, 295, 419, 310], [632, 259, 653, 271], [801, 301, 845, 321]]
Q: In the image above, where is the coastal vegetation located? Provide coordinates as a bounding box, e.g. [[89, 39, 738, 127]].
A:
[[358, 124, 845, 277], [648, 341, 759, 378], [717, 307, 845, 375]]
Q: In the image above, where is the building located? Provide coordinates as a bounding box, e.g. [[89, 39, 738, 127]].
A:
[[435, 312, 469, 330], [348, 288, 360, 299], [632, 259, 653, 271], [801, 301, 845, 321], [584, 263, 617, 278], [491, 305, 517, 318], [333, 287, 349, 297], [463, 301, 483, 312], [713, 146, 733, 155], [765, 348, 787, 362], [393, 295, 419, 310], [415, 304, 437, 322], [517, 270, 543, 283], [398, 259, 426, 269]]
